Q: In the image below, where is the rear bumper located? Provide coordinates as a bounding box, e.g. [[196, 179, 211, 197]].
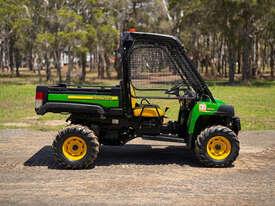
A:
[[35, 102, 105, 116]]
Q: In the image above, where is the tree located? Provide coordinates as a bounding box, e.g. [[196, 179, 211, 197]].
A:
[[57, 8, 88, 82], [0, 0, 25, 75], [262, 1, 275, 79], [169, 0, 275, 83], [35, 33, 55, 81], [1, 0, 274, 83]]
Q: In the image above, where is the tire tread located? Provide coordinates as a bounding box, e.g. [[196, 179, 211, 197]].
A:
[[52, 124, 99, 169], [195, 125, 240, 167]]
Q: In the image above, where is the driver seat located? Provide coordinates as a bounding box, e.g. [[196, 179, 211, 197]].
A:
[[130, 83, 165, 118]]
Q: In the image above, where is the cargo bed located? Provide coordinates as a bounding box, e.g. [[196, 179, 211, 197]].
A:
[[35, 84, 122, 116]]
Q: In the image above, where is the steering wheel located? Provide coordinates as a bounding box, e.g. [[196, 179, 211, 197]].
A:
[[165, 82, 186, 96]]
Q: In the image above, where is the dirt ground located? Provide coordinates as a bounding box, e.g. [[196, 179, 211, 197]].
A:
[[0, 129, 275, 206]]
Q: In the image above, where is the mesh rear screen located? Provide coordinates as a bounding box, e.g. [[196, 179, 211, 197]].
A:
[[129, 44, 182, 90]]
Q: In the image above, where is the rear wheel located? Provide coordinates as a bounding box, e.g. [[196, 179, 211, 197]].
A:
[[53, 125, 99, 169], [195, 125, 239, 167]]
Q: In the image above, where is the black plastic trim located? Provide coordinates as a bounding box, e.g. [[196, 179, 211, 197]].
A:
[[216, 104, 235, 117], [232, 116, 241, 133], [36, 102, 105, 115], [142, 134, 186, 143]]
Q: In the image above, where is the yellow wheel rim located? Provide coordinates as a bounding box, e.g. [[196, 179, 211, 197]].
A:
[[206, 136, 231, 160], [62, 136, 87, 161]]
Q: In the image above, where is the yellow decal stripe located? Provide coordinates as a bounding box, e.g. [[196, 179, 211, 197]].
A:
[[68, 95, 118, 101]]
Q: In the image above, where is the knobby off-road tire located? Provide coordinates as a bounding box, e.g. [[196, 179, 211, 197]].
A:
[[195, 125, 240, 167], [52, 125, 99, 169]]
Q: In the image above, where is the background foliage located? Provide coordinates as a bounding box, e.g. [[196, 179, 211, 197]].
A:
[[0, 0, 274, 83]]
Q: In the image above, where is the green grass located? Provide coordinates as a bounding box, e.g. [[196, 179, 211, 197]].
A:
[[0, 80, 275, 131], [0, 84, 35, 122], [210, 84, 275, 130], [0, 84, 67, 130]]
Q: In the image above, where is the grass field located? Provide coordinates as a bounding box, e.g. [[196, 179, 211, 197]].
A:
[[0, 74, 275, 131]]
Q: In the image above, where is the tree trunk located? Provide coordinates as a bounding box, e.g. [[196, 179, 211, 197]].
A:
[[9, 38, 14, 76], [114, 49, 122, 79], [242, 44, 251, 81], [217, 36, 223, 75], [241, 30, 252, 82], [36, 56, 42, 83], [28, 45, 34, 71], [210, 33, 216, 76], [262, 42, 267, 72], [0, 42, 3, 71], [3, 39, 9, 72], [237, 46, 241, 74], [254, 37, 259, 78], [97, 49, 105, 79], [15, 66, 20, 77], [221, 54, 225, 77], [224, 54, 228, 78], [205, 59, 209, 76], [270, 43, 274, 79], [89, 51, 95, 72], [66, 51, 74, 82], [54, 50, 62, 83], [191, 32, 199, 70], [205, 35, 210, 76], [14, 47, 21, 77], [45, 54, 51, 81], [228, 44, 236, 83], [80, 53, 87, 82], [104, 52, 111, 79]]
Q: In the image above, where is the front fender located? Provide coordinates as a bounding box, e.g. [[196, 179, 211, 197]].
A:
[[187, 99, 234, 135]]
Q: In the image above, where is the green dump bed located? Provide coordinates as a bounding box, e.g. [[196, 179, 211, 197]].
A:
[[35, 84, 122, 115]]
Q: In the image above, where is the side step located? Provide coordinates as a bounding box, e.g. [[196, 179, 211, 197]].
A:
[[142, 134, 186, 143]]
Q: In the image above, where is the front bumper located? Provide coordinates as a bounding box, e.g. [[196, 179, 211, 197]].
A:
[[231, 116, 241, 135]]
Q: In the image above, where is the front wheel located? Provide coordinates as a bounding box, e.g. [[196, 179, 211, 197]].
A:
[[195, 125, 239, 167]]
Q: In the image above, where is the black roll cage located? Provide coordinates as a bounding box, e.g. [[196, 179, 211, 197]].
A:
[[120, 32, 215, 110]]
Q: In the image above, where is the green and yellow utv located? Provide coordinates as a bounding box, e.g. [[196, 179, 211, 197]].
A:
[[35, 32, 240, 169]]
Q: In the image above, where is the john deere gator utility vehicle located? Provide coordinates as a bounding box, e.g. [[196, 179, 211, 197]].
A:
[[35, 32, 240, 169]]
